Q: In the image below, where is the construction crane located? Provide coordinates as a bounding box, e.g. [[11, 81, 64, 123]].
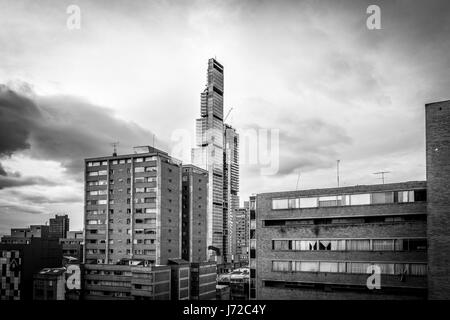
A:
[[224, 107, 233, 122]]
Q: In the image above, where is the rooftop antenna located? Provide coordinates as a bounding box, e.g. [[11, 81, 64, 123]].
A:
[[110, 142, 119, 156], [337, 160, 340, 187], [373, 171, 390, 184], [296, 170, 301, 191], [152, 134, 156, 151], [224, 107, 233, 123]]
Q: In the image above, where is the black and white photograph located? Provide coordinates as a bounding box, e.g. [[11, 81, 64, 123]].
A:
[[0, 0, 450, 314]]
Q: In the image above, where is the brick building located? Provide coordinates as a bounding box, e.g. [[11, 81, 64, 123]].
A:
[[181, 165, 208, 263], [249, 100, 450, 300], [83, 146, 182, 266]]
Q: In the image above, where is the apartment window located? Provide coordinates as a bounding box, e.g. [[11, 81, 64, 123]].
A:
[[272, 261, 290, 272], [348, 262, 371, 274], [372, 239, 394, 251], [318, 196, 342, 207], [397, 190, 415, 203], [350, 193, 371, 205], [273, 240, 289, 250], [410, 264, 427, 276], [299, 197, 318, 208], [145, 167, 156, 172], [88, 171, 99, 177], [272, 199, 288, 210], [409, 239, 427, 251], [135, 167, 145, 173], [135, 177, 145, 183], [319, 262, 339, 273], [371, 192, 394, 204], [377, 263, 395, 275], [292, 261, 319, 272], [98, 199, 107, 205], [346, 239, 370, 251], [136, 187, 145, 193], [135, 158, 144, 163]]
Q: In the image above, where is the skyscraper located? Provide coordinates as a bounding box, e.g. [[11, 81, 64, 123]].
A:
[[223, 124, 239, 261], [192, 58, 239, 263]]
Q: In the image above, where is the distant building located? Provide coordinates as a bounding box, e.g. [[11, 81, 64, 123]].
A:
[[181, 165, 208, 263], [0, 238, 62, 300], [59, 231, 83, 263], [1, 225, 49, 244], [33, 267, 66, 300], [83, 263, 171, 300], [49, 215, 70, 240], [190, 261, 217, 300], [232, 206, 249, 263], [216, 284, 231, 300], [168, 258, 190, 300]]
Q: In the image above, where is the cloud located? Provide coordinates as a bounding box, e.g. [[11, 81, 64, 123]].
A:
[[0, 174, 57, 189], [0, 83, 166, 182]]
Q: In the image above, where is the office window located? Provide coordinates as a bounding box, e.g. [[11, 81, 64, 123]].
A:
[[272, 261, 290, 272]]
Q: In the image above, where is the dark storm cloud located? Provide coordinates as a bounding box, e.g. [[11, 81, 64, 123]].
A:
[[242, 118, 352, 176], [0, 163, 6, 176], [6, 190, 82, 204], [0, 83, 165, 183], [277, 118, 352, 175], [0, 174, 57, 189]]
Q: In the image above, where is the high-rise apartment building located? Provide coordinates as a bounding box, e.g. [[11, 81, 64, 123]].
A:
[[232, 206, 249, 262], [192, 58, 239, 263], [83, 146, 182, 266], [181, 165, 208, 263], [49, 214, 69, 240]]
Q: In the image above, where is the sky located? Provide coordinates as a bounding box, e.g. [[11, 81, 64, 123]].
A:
[[0, 0, 450, 235]]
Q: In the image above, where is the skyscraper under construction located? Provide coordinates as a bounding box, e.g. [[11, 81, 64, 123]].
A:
[[192, 58, 239, 263]]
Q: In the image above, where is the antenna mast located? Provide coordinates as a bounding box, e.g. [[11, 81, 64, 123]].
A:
[[337, 160, 340, 187], [373, 171, 390, 184], [110, 141, 119, 156]]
